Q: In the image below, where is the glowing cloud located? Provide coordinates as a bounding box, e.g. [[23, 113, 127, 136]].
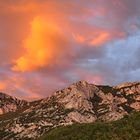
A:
[[12, 17, 66, 72], [0, 82, 6, 90], [74, 31, 111, 47], [0, 0, 140, 100], [73, 34, 86, 44], [90, 31, 110, 46]]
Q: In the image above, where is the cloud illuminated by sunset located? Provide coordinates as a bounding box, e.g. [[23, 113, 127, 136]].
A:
[[0, 82, 6, 90], [12, 17, 66, 72], [74, 31, 111, 46], [0, 0, 140, 100]]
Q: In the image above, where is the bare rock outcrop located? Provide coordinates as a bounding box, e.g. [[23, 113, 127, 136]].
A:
[[0, 92, 29, 115]]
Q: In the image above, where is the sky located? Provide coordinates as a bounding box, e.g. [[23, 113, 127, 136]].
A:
[[0, 0, 140, 100]]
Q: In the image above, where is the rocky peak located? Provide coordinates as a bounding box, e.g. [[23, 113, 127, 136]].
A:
[[0, 92, 29, 115], [56, 80, 98, 99], [74, 80, 89, 86], [51, 81, 99, 112]]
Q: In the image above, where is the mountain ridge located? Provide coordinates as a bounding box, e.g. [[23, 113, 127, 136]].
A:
[[0, 80, 140, 139]]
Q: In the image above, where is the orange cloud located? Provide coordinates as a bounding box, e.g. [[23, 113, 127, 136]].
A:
[[0, 75, 43, 100], [0, 82, 6, 90], [12, 16, 66, 72], [90, 31, 110, 46], [73, 34, 86, 43], [0, 76, 23, 93], [74, 31, 111, 46]]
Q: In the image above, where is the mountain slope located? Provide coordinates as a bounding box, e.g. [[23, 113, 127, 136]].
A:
[[0, 81, 140, 140], [39, 111, 140, 140]]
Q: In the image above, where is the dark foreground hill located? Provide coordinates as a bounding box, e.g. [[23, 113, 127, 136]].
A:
[[0, 81, 140, 140], [39, 111, 140, 140]]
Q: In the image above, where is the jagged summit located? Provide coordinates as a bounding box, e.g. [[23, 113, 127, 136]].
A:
[[0, 92, 29, 115], [0, 81, 140, 139], [73, 80, 89, 86]]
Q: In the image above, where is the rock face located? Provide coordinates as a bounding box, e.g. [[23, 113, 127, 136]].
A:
[[0, 81, 140, 140], [0, 92, 29, 115]]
